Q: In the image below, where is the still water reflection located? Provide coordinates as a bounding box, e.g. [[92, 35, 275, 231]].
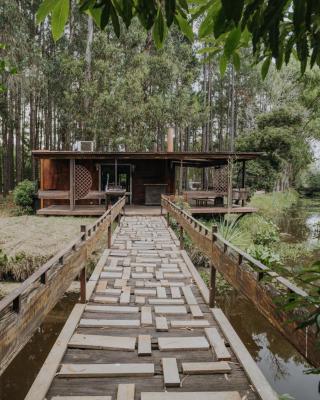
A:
[[219, 291, 319, 400]]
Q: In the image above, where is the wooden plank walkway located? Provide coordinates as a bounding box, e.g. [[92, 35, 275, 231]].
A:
[[26, 216, 277, 400]]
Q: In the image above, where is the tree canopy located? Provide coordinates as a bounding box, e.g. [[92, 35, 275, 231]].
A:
[[37, 0, 320, 75]]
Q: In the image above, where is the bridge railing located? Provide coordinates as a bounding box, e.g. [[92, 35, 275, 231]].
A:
[[0, 196, 125, 375], [161, 194, 319, 367]]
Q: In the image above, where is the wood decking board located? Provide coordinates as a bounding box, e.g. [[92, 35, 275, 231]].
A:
[[28, 216, 273, 400]]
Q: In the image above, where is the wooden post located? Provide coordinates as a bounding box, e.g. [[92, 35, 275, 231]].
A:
[[80, 267, 86, 303], [212, 224, 217, 242], [107, 221, 112, 248], [241, 160, 246, 206], [69, 159, 75, 211], [179, 225, 184, 250], [209, 264, 216, 308], [80, 225, 87, 240], [227, 158, 233, 209]]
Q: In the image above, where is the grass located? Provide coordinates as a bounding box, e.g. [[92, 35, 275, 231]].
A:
[[249, 189, 299, 221]]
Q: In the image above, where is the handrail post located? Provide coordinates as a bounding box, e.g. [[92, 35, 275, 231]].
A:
[[107, 218, 112, 248], [80, 267, 86, 304], [212, 225, 217, 243], [209, 264, 216, 308], [80, 225, 87, 240], [179, 225, 184, 250]]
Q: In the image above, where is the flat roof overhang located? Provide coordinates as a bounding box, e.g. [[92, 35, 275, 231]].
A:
[[32, 151, 263, 166]]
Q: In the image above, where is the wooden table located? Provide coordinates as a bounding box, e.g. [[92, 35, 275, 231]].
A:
[[195, 197, 217, 207]]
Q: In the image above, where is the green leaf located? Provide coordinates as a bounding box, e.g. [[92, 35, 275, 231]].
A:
[[232, 51, 240, 71], [221, 0, 244, 24], [121, 0, 133, 28], [51, 0, 70, 41], [224, 27, 241, 58], [88, 6, 103, 27], [261, 56, 271, 80], [111, 3, 121, 37], [100, 1, 112, 29], [36, 0, 57, 24], [177, 0, 188, 12], [219, 54, 228, 76], [152, 8, 166, 48], [79, 0, 96, 12], [165, 0, 176, 27], [175, 13, 194, 42]]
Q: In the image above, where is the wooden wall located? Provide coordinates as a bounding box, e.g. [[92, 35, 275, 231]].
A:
[[40, 158, 176, 206]]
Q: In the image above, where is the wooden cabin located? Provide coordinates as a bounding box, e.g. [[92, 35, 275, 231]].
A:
[[33, 150, 261, 216]]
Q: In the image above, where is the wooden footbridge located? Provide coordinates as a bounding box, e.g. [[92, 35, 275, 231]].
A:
[[25, 214, 276, 400], [0, 195, 318, 400]]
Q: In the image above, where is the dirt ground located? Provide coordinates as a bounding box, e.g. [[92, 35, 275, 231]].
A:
[[0, 215, 96, 257]]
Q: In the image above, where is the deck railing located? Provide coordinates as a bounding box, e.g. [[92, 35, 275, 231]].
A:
[[161, 194, 319, 367], [0, 196, 125, 375]]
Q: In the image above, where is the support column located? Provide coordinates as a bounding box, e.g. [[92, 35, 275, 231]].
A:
[[227, 158, 233, 209], [69, 159, 75, 210]]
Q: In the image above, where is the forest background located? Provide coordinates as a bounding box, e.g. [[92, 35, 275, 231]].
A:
[[1, 0, 320, 195]]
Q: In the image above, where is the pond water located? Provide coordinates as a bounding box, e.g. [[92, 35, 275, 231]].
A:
[[278, 196, 320, 246]]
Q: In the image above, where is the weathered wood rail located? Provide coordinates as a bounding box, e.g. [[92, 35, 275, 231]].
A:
[[0, 196, 125, 375], [161, 195, 320, 367]]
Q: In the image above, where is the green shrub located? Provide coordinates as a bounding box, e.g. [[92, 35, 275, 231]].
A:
[[13, 180, 36, 213], [248, 244, 283, 272]]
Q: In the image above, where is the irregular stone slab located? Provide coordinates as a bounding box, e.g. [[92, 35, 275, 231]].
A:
[[148, 299, 184, 305], [141, 306, 153, 325], [205, 328, 231, 361], [69, 334, 136, 351], [170, 287, 181, 299], [79, 319, 140, 328], [117, 384, 135, 400], [93, 296, 118, 304], [189, 305, 204, 318], [158, 336, 209, 351], [154, 306, 187, 315], [58, 363, 154, 378], [156, 287, 167, 298], [182, 286, 198, 305], [170, 320, 210, 328], [134, 289, 157, 296], [138, 334, 152, 356], [85, 305, 139, 314], [155, 317, 168, 332], [182, 361, 231, 374], [162, 358, 180, 387], [101, 272, 122, 279], [141, 392, 241, 400]]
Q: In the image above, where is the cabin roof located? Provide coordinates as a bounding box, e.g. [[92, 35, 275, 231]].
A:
[[32, 150, 262, 165]]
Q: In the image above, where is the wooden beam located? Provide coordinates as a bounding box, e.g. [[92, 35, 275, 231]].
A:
[[25, 304, 85, 400], [212, 308, 278, 400]]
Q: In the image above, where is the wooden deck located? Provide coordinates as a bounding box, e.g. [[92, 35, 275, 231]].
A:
[[37, 205, 107, 216], [26, 216, 276, 400]]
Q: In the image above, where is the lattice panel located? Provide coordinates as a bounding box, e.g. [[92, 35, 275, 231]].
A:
[[212, 165, 228, 192], [75, 165, 92, 200]]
